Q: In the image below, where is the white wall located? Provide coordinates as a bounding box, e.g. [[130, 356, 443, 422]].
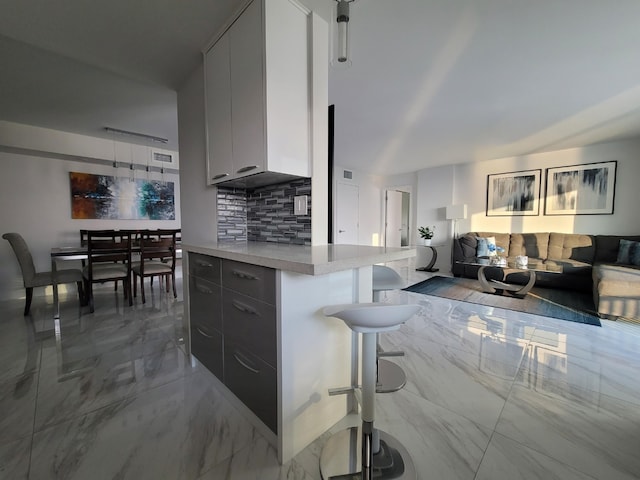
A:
[[333, 166, 384, 245], [0, 133, 180, 300], [385, 138, 640, 273], [453, 138, 640, 235]]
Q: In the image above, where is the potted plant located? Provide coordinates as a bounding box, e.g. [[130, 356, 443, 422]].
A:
[[418, 226, 435, 245]]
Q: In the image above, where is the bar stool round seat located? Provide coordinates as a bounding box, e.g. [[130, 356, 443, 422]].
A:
[[323, 303, 417, 333], [372, 265, 408, 394], [321, 302, 420, 480]]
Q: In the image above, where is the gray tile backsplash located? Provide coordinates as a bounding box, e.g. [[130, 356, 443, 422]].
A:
[[217, 178, 311, 245], [217, 188, 248, 242]]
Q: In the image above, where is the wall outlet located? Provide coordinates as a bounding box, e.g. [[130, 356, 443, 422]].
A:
[[294, 195, 308, 215]]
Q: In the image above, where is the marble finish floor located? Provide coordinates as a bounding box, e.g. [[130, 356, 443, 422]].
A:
[[1, 260, 640, 479]]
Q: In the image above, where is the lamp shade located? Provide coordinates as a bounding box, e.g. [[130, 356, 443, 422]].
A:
[[446, 204, 467, 220]]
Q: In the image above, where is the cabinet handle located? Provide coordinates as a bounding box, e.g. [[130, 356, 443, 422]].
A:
[[233, 351, 260, 374], [232, 270, 258, 281], [232, 300, 258, 315], [195, 283, 213, 294], [195, 260, 214, 267], [195, 326, 215, 339], [236, 165, 259, 173], [212, 173, 229, 180]]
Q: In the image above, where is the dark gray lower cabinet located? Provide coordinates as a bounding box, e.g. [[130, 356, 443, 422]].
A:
[[188, 253, 278, 434], [224, 338, 277, 433]]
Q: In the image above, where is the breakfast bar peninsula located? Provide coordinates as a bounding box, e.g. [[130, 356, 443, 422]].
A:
[[182, 241, 415, 464]]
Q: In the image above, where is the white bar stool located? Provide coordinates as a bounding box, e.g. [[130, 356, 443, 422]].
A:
[[321, 302, 421, 480], [373, 265, 407, 393]]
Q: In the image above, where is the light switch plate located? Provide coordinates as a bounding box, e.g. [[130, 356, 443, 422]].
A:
[[294, 195, 308, 215]]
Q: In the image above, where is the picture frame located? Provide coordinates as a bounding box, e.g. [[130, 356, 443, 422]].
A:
[[486, 169, 541, 216], [544, 161, 617, 215]]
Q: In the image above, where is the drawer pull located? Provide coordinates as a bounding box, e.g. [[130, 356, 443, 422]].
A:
[[233, 351, 260, 374], [195, 283, 213, 294], [195, 326, 215, 339], [236, 165, 259, 173], [232, 270, 258, 281], [232, 300, 258, 315], [212, 173, 229, 180], [195, 260, 214, 268]]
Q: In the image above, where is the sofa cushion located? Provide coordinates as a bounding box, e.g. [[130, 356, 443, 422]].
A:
[[458, 234, 479, 258], [616, 239, 640, 266], [594, 235, 640, 264], [509, 233, 550, 258], [543, 259, 593, 277], [548, 233, 595, 263], [593, 264, 640, 319]]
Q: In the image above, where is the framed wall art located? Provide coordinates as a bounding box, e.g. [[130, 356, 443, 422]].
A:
[[544, 161, 617, 215], [486, 169, 541, 216], [69, 171, 175, 220]]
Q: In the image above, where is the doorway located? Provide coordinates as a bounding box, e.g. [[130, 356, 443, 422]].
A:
[[335, 183, 359, 244], [385, 189, 410, 247]]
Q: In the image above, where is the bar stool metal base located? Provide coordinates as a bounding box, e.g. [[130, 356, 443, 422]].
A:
[[320, 426, 416, 480], [376, 359, 407, 393]]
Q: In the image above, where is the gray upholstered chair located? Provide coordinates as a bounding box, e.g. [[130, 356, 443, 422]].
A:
[[3, 232, 85, 316]]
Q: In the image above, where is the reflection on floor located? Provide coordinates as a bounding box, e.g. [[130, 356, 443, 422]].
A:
[[1, 259, 640, 479]]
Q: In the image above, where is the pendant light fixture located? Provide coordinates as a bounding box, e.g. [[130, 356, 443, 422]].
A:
[[334, 0, 355, 66]]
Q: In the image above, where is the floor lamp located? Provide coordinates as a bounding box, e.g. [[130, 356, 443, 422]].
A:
[[446, 204, 467, 270]]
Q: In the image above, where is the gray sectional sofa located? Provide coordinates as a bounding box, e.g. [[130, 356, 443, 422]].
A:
[[452, 232, 640, 320]]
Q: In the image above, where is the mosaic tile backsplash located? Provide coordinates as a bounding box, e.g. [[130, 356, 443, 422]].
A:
[[217, 177, 312, 245]]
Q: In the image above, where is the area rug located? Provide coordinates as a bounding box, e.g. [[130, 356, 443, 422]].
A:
[[403, 275, 601, 326]]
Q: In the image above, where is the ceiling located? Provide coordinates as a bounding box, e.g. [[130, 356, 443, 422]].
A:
[[2, 0, 640, 176]]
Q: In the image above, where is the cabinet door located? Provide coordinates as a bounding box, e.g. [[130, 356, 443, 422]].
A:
[[222, 288, 276, 368], [224, 339, 277, 433], [204, 34, 233, 185], [191, 323, 223, 380], [229, 0, 265, 177], [189, 275, 222, 331]]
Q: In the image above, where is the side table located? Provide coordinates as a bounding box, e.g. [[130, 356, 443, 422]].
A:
[[415, 244, 445, 272]]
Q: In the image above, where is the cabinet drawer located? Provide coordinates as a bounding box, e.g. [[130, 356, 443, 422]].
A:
[[191, 325, 223, 381], [222, 259, 275, 303], [189, 253, 221, 283], [224, 339, 277, 433], [222, 289, 276, 367], [189, 276, 222, 331]]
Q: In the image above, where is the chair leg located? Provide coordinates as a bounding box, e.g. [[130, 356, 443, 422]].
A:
[[172, 272, 177, 298], [165, 274, 170, 293], [24, 287, 33, 316], [141, 275, 146, 304], [88, 284, 95, 313], [76, 281, 87, 306], [127, 276, 133, 307], [133, 274, 138, 298]]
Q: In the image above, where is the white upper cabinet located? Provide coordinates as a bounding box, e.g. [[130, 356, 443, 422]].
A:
[[205, 0, 311, 186]]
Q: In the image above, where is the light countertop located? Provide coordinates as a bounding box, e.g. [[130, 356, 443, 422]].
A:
[[183, 241, 416, 275]]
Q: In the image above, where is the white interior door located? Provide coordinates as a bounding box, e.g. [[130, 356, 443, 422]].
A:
[[385, 190, 403, 247], [336, 183, 359, 244]]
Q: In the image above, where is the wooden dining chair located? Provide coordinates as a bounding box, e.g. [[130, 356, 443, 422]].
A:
[[131, 229, 178, 304], [3, 232, 85, 315], [83, 230, 132, 313]]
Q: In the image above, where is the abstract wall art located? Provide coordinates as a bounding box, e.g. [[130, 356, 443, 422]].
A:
[[69, 172, 175, 220], [544, 161, 617, 215], [486, 169, 541, 216]]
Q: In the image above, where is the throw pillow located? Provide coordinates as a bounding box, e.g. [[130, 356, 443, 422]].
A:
[[476, 236, 497, 257], [616, 239, 640, 266]]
